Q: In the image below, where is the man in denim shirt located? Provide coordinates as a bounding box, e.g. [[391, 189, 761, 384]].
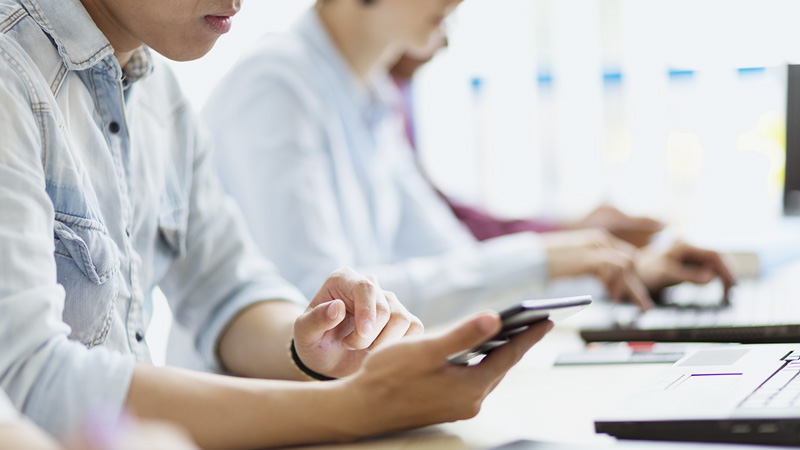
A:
[[0, 0, 554, 447]]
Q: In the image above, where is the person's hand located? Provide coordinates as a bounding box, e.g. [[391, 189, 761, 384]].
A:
[[338, 313, 554, 437], [635, 240, 738, 297], [541, 229, 654, 310], [293, 267, 424, 379], [569, 204, 665, 248]]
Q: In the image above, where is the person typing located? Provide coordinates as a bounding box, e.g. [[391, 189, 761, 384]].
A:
[[203, 0, 737, 326]]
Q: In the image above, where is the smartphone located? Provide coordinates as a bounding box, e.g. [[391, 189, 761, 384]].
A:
[[447, 295, 592, 365]]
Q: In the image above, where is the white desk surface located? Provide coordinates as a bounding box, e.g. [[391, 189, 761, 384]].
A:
[[291, 326, 671, 450], [288, 259, 800, 450]]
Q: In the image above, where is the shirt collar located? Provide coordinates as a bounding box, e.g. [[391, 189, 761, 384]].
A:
[[21, 0, 114, 71], [21, 0, 153, 82], [122, 47, 154, 86], [295, 8, 401, 127]]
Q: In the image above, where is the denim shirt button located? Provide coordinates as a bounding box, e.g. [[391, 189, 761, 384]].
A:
[[134, 330, 144, 342], [109, 121, 121, 134]]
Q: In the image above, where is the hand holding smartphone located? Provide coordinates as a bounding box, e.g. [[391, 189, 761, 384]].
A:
[[448, 295, 592, 365]]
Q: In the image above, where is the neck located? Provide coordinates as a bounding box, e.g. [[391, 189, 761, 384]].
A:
[[80, 0, 140, 68], [316, 3, 401, 82]]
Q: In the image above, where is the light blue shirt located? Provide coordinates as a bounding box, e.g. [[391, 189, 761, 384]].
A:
[[204, 10, 549, 326], [0, 0, 305, 438], [0, 390, 17, 425]]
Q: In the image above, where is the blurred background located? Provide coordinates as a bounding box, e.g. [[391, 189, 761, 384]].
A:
[[158, 0, 800, 364], [169, 0, 800, 234]]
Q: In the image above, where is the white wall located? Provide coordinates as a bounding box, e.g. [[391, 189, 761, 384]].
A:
[[413, 0, 800, 233], [167, 1, 313, 112], [167, 0, 800, 231]]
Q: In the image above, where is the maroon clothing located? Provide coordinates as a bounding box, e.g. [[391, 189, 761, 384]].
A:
[[394, 76, 561, 242], [447, 198, 560, 241]]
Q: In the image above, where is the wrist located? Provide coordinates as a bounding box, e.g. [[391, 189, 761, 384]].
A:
[[332, 376, 380, 439], [290, 339, 336, 381], [247, 377, 365, 446]]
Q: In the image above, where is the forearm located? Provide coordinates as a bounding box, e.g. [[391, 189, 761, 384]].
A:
[[127, 363, 358, 450], [217, 300, 306, 380], [0, 422, 60, 450]]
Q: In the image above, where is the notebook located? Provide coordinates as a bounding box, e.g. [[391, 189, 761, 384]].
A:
[[578, 263, 800, 344], [595, 344, 800, 446]]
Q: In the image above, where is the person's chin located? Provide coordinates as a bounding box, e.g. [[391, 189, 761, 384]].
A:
[[156, 41, 218, 62]]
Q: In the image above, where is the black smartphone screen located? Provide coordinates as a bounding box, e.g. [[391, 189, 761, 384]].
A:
[[447, 295, 592, 365]]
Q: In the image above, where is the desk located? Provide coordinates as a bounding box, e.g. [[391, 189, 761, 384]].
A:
[[296, 326, 671, 450]]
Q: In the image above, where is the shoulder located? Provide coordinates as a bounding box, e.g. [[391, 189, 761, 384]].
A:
[[0, 33, 35, 92], [204, 31, 329, 125], [0, 0, 23, 22], [0, 33, 52, 128], [0, 3, 64, 108], [227, 31, 326, 100], [245, 31, 316, 76]]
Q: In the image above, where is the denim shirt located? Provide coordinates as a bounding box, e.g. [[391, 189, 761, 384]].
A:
[[0, 389, 17, 425], [0, 0, 306, 438], [204, 9, 549, 326]]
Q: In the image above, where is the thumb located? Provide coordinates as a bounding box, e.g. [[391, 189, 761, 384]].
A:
[[294, 300, 346, 346], [425, 312, 501, 363]]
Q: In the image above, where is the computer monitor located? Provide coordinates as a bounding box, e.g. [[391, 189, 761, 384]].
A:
[[784, 64, 800, 215]]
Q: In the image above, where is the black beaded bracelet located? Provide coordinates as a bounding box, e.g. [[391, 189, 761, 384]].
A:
[[290, 339, 337, 381]]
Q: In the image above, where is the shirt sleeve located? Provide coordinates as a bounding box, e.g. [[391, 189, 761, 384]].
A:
[[0, 391, 19, 425], [0, 37, 135, 439], [203, 48, 550, 328], [158, 95, 307, 371], [381, 129, 552, 324]]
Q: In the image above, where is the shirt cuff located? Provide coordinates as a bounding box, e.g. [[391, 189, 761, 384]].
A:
[[198, 283, 308, 372], [478, 231, 550, 288]]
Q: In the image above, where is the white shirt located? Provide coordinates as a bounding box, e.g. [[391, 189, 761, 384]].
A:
[[203, 9, 549, 325]]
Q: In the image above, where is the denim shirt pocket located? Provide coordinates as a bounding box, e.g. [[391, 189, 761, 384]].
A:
[[53, 213, 120, 347]]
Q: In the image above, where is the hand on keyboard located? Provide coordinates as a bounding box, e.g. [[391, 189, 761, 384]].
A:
[[635, 240, 738, 301]]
